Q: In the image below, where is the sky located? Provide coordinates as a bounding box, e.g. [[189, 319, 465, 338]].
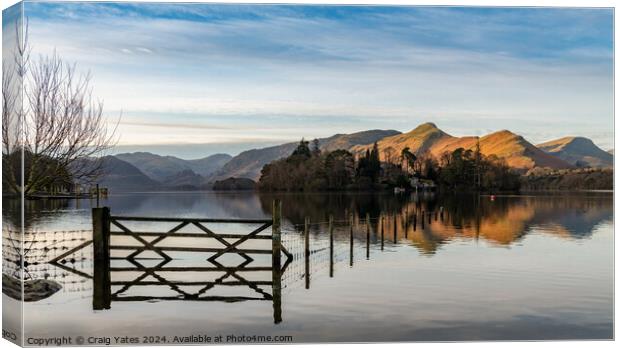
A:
[[5, 2, 615, 159]]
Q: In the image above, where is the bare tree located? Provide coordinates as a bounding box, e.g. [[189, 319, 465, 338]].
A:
[[400, 147, 416, 175], [2, 22, 118, 196], [382, 146, 397, 164]]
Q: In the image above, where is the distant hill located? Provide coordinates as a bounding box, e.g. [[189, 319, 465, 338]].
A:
[[537, 137, 613, 168], [184, 154, 233, 176], [97, 124, 607, 190], [351, 122, 451, 156], [115, 152, 231, 181], [319, 130, 401, 152], [211, 129, 400, 181], [97, 156, 161, 192], [161, 169, 205, 189], [352, 123, 572, 171], [472, 130, 571, 170]]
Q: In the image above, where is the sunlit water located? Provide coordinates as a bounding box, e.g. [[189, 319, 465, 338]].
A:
[[2, 191, 613, 343]]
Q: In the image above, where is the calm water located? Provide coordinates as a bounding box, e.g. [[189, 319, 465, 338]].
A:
[[2, 191, 614, 343]]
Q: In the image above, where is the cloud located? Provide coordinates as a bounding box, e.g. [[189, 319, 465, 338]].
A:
[[135, 47, 153, 54], [121, 121, 235, 130], [22, 3, 614, 153]]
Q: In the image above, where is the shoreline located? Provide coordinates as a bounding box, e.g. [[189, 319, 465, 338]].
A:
[[4, 189, 613, 200]]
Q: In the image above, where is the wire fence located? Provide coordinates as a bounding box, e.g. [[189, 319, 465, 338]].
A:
[[3, 228, 93, 295], [3, 207, 446, 297]]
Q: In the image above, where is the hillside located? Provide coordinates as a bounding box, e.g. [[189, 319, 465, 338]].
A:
[[521, 167, 613, 191], [320, 129, 401, 152], [97, 156, 161, 192], [537, 137, 613, 168], [115, 152, 231, 181], [352, 123, 572, 171], [161, 169, 205, 189], [351, 122, 451, 156], [210, 129, 400, 181], [184, 154, 233, 176], [473, 130, 571, 170]]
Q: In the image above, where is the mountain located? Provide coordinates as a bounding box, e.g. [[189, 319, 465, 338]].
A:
[[211, 129, 400, 181], [115, 152, 231, 181], [100, 124, 604, 189], [184, 154, 232, 176], [352, 123, 572, 171], [319, 130, 401, 152], [351, 122, 452, 156], [537, 137, 613, 168], [161, 169, 205, 189], [472, 130, 571, 170], [97, 156, 161, 192], [608, 149, 614, 155]]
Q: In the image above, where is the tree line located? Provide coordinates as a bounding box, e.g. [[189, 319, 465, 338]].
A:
[[258, 139, 521, 192]]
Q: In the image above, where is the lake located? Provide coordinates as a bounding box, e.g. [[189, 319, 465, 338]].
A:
[[2, 191, 613, 343]]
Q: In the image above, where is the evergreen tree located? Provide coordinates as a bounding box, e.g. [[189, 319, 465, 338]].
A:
[[368, 142, 381, 182], [311, 138, 321, 156], [290, 138, 311, 159]]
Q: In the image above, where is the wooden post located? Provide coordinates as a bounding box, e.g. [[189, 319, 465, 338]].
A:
[[380, 216, 385, 251], [92, 207, 111, 310], [96, 183, 100, 208], [393, 214, 397, 243], [349, 213, 353, 267], [428, 210, 432, 225], [421, 211, 425, 229], [413, 213, 417, 231], [404, 207, 409, 239], [271, 200, 282, 324], [329, 215, 334, 278], [365, 213, 370, 260], [440, 206, 444, 221], [304, 217, 310, 289]]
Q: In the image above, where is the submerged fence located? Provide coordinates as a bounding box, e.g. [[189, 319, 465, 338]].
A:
[[84, 200, 292, 323], [3, 228, 93, 297], [4, 202, 447, 322]]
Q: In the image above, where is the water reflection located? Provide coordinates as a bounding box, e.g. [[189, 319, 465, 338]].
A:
[[1, 192, 613, 341], [3, 192, 613, 256], [259, 192, 612, 254]]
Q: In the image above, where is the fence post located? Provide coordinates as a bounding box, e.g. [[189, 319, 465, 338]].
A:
[[304, 217, 310, 289], [404, 207, 409, 239], [92, 207, 111, 310], [380, 216, 385, 251], [349, 213, 354, 267], [421, 211, 425, 229], [393, 214, 397, 243], [271, 200, 282, 324], [96, 184, 100, 208], [365, 213, 370, 260], [329, 215, 334, 278]]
